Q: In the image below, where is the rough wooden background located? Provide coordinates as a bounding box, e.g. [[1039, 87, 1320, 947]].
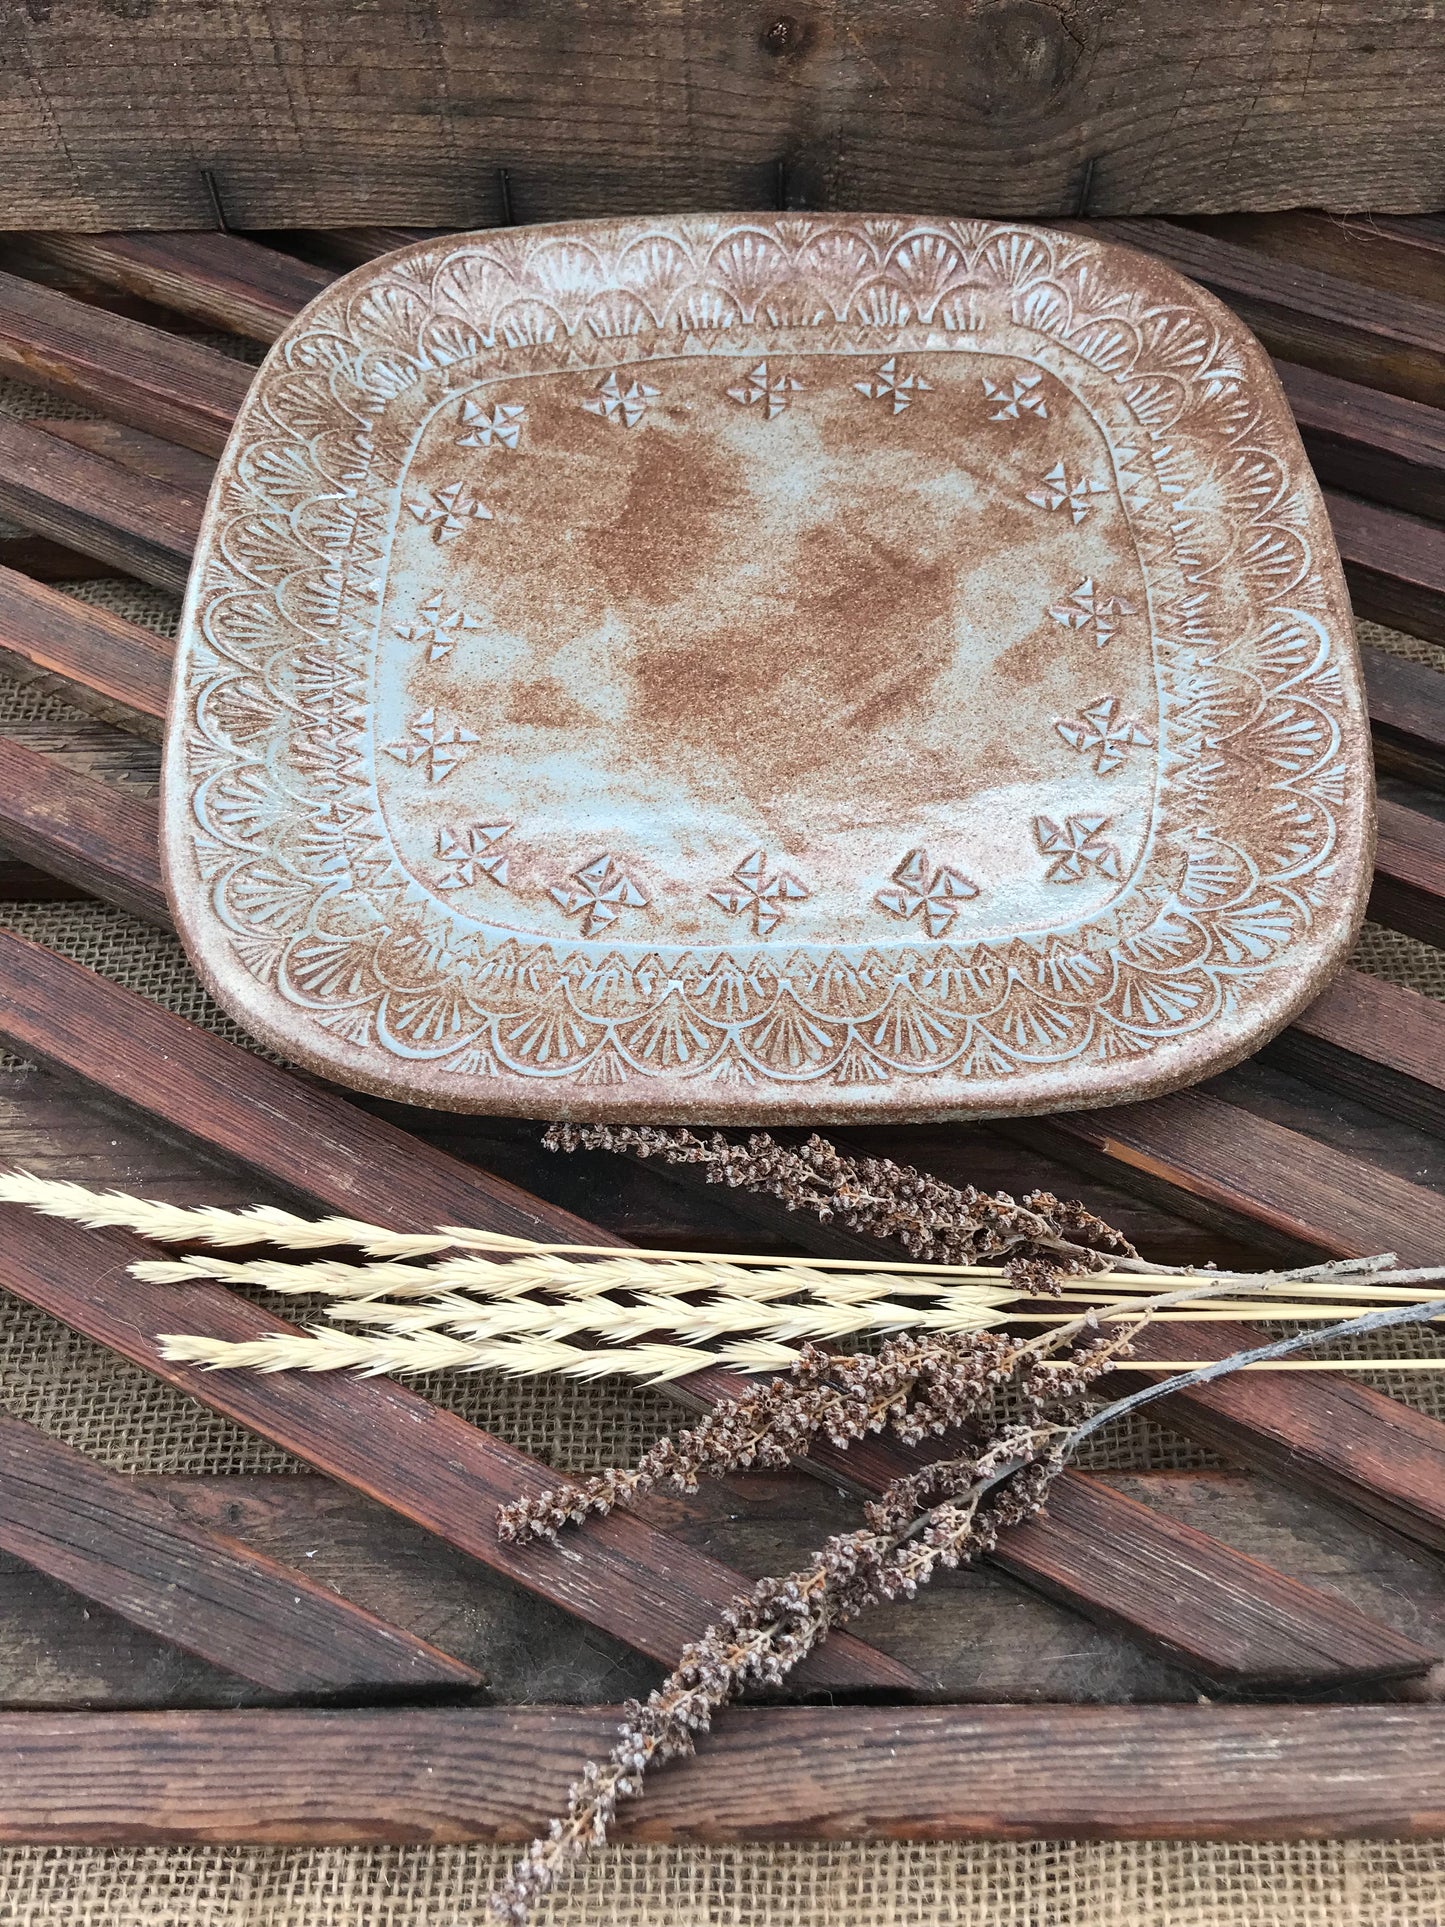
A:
[[2, 2, 1444, 230]]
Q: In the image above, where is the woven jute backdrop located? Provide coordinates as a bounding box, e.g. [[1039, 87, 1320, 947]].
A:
[[0, 545, 1443, 1918]]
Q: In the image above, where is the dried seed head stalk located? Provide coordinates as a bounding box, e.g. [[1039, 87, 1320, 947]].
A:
[[491, 1338, 1121, 1923], [496, 1324, 1112, 1543], [543, 1124, 1135, 1286]]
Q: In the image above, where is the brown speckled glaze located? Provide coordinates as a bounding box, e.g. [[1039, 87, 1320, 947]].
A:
[[161, 215, 1373, 1123]]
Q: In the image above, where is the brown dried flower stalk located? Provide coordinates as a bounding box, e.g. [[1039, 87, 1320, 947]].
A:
[[490, 1336, 1121, 1923], [496, 1326, 1099, 1543], [543, 1123, 1136, 1285]]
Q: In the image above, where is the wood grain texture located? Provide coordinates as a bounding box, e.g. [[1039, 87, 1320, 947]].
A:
[[0, 269, 252, 455], [1029, 1085, 1445, 1267], [0, 1417, 479, 1696], [4, 1703, 1445, 1844], [0, 418, 199, 595], [1328, 493, 1445, 647], [19, 233, 335, 343], [0, 565, 172, 738], [987, 1471, 1434, 1686], [1065, 218, 1445, 407], [0, 738, 169, 923], [0, 1186, 909, 1693], [1270, 966, 1445, 1138], [1362, 647, 1445, 791], [1371, 796, 1445, 946], [3, 5, 1445, 228], [1120, 1321, 1445, 1555], [1277, 360, 1445, 524], [1194, 212, 1445, 308]]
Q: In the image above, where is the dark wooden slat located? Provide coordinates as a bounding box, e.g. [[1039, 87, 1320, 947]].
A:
[[0, 1185, 906, 1693], [6, 5, 1445, 229], [0, 737, 169, 924], [1192, 213, 1445, 309], [1271, 967, 1445, 1140], [0, 1415, 479, 1696], [1370, 796, 1445, 946], [984, 1472, 1431, 1687], [19, 233, 334, 343], [0, 268, 253, 456], [1070, 219, 1445, 408], [0, 576, 171, 735], [1121, 1321, 1445, 1557], [0, 536, 113, 584], [1328, 492, 1445, 648], [1277, 360, 1445, 524], [0, 418, 198, 595], [1361, 646, 1445, 790], [40, 419, 220, 498], [0, 860, 87, 903], [4, 1703, 1445, 1844], [1032, 1086, 1445, 1270]]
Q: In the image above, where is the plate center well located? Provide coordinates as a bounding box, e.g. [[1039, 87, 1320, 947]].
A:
[[372, 348, 1157, 949]]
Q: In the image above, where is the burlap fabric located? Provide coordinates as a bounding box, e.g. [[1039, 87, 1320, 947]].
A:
[[2, 560, 1443, 1918]]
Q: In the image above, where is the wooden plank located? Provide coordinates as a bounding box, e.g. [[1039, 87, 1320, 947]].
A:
[[0, 1416, 479, 1697], [1361, 646, 1445, 790], [1270, 968, 1445, 1140], [1192, 212, 1445, 308], [18, 233, 334, 344], [0, 580, 170, 737], [1277, 361, 1445, 524], [1120, 1320, 1445, 1556], [0, 418, 198, 595], [1370, 796, 1445, 947], [0, 737, 169, 924], [0, 1189, 908, 1694], [0, 268, 252, 456], [986, 1472, 1433, 1687], [3, 1703, 1445, 1844], [4, 5, 1445, 228], [1067, 219, 1445, 408], [1328, 492, 1445, 648], [0, 536, 113, 584], [1031, 1086, 1445, 1269], [39, 420, 219, 499]]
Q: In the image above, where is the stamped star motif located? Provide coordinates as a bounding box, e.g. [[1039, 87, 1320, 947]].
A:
[[1048, 579, 1137, 646], [727, 361, 802, 419], [875, 849, 979, 937], [583, 373, 659, 428], [1054, 696, 1154, 775], [435, 822, 513, 889], [1027, 464, 1107, 524], [456, 399, 525, 449], [854, 356, 932, 415], [1035, 813, 1123, 884], [983, 372, 1047, 420], [709, 850, 810, 937], [394, 594, 481, 663], [550, 855, 649, 937], [383, 709, 480, 784], [407, 482, 493, 543]]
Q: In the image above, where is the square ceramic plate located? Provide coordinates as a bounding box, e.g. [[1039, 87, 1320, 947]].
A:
[[163, 215, 1372, 1122]]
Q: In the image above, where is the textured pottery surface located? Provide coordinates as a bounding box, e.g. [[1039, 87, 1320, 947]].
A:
[[162, 215, 1373, 1122]]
